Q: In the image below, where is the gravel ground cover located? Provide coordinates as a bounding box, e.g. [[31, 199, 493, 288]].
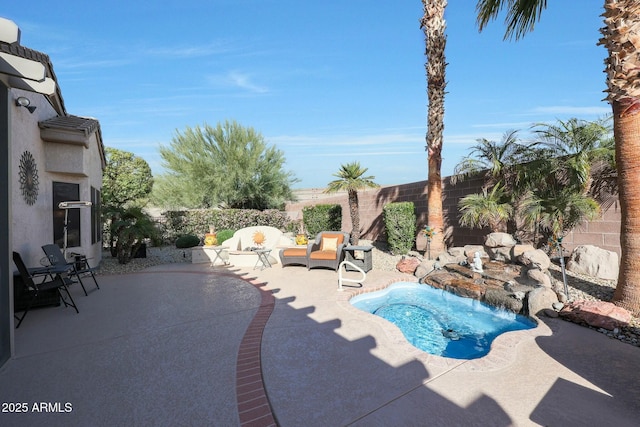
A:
[[97, 242, 639, 348]]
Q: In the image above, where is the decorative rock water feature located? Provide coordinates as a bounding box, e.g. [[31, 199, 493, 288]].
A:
[[410, 232, 561, 316], [404, 232, 628, 324]]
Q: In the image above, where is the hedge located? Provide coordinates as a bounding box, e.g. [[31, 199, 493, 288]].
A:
[[160, 209, 292, 243], [302, 204, 342, 237], [383, 202, 416, 255]]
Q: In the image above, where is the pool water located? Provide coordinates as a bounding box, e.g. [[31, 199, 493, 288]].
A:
[[350, 282, 536, 359]]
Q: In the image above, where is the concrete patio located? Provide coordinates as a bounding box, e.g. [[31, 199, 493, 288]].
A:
[[1, 262, 639, 426]]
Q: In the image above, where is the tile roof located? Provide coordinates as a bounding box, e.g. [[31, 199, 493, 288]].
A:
[[0, 39, 67, 115], [39, 115, 100, 136]]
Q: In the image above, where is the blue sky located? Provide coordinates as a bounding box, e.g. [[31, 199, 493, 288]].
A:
[[3, 1, 609, 189]]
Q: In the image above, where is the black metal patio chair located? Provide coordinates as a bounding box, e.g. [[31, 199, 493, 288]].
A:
[[42, 244, 100, 296], [12, 251, 79, 328]]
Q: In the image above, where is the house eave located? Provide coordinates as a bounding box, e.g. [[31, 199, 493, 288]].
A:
[[39, 128, 90, 147]]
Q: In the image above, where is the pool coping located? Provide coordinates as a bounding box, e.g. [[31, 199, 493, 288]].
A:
[[235, 272, 550, 427], [335, 278, 550, 373]]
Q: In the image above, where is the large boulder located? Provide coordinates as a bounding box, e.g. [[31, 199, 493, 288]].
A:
[[527, 287, 559, 316], [396, 256, 421, 274], [463, 245, 489, 259], [447, 247, 466, 259], [559, 300, 631, 330], [486, 246, 513, 262], [437, 251, 466, 266], [517, 249, 551, 271], [414, 259, 440, 278], [526, 268, 552, 288], [485, 232, 517, 248], [511, 244, 536, 259], [484, 288, 524, 313], [566, 245, 619, 281]]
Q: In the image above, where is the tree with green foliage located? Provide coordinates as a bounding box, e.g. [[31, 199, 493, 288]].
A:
[[453, 130, 527, 189], [325, 162, 379, 245], [458, 185, 513, 233], [107, 206, 159, 264], [475, 0, 640, 321], [383, 202, 417, 255], [456, 118, 610, 244], [531, 117, 616, 201], [153, 120, 297, 210], [102, 148, 154, 257], [102, 147, 153, 208]]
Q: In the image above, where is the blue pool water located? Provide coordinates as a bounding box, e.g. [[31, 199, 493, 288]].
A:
[[351, 282, 536, 360]]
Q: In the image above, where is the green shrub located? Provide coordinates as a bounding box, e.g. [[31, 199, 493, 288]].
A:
[[285, 219, 303, 235], [162, 208, 293, 242], [303, 204, 342, 237], [383, 202, 416, 255], [175, 234, 200, 248], [215, 229, 235, 244]]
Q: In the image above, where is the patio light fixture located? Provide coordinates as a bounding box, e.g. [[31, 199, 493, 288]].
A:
[[15, 96, 36, 113], [58, 201, 92, 257]]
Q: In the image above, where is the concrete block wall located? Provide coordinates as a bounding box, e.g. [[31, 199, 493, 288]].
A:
[[561, 201, 621, 256], [286, 177, 622, 256]]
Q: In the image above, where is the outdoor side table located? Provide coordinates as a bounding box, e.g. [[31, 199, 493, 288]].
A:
[[207, 245, 229, 266], [252, 248, 272, 270], [343, 245, 373, 272]]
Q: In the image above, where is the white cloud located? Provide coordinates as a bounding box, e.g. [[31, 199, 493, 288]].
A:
[[229, 72, 269, 93], [145, 40, 236, 58], [207, 71, 269, 94]]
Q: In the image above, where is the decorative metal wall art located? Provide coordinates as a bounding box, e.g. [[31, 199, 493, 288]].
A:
[[18, 150, 39, 205]]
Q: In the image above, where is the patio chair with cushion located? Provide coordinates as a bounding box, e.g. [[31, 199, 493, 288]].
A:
[[12, 251, 78, 328], [42, 244, 100, 295], [307, 231, 350, 271]]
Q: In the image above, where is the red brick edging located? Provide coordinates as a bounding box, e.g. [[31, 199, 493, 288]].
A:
[[235, 277, 278, 427]]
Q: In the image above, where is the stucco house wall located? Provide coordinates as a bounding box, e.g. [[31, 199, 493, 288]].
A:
[[1, 15, 105, 367], [10, 89, 55, 265], [10, 90, 104, 268]]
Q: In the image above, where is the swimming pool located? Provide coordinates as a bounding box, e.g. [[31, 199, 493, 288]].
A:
[[350, 282, 537, 360]]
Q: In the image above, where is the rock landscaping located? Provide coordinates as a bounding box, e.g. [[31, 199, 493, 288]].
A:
[[394, 232, 639, 348]]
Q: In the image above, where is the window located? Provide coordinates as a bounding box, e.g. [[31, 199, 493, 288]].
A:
[[53, 182, 80, 248], [91, 186, 101, 244]]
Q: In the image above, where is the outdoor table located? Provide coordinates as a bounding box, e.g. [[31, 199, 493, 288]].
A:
[[252, 248, 272, 270], [343, 245, 373, 272], [28, 264, 74, 282], [207, 245, 229, 266]]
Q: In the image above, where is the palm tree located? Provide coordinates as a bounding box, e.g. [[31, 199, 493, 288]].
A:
[[325, 162, 379, 245], [421, 0, 448, 255], [532, 117, 615, 197], [476, 0, 640, 315], [108, 206, 159, 264], [519, 187, 601, 244], [458, 185, 513, 232], [453, 129, 527, 187]]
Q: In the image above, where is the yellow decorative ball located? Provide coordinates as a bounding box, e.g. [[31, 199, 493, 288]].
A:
[[204, 233, 218, 246]]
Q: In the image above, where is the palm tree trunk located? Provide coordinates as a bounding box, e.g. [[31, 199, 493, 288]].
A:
[[422, 0, 447, 254], [612, 102, 640, 315], [349, 189, 360, 245], [602, 0, 640, 316], [427, 154, 445, 253]]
